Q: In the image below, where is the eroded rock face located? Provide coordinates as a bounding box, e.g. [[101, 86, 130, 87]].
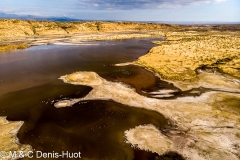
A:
[[136, 32, 240, 82], [0, 19, 177, 38], [0, 117, 32, 160], [55, 71, 240, 160]]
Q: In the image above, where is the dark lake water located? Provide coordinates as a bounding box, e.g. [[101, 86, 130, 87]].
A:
[[0, 38, 185, 160]]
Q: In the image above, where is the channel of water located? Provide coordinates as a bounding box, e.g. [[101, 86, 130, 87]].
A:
[[0, 38, 187, 159]]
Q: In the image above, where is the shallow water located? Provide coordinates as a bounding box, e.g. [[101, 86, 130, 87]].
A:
[[0, 40, 161, 96], [0, 38, 185, 159]]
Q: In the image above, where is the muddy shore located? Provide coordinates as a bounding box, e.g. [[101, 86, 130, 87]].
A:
[[0, 20, 240, 160]]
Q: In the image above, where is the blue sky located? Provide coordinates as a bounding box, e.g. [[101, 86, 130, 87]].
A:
[[0, 0, 239, 22]]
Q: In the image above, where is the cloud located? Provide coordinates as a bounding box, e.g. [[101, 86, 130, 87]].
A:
[[78, 0, 227, 10]]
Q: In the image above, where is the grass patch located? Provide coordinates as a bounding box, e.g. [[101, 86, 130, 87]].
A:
[[0, 43, 29, 52]]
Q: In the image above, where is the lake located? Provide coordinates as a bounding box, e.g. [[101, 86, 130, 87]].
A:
[[0, 38, 185, 159]]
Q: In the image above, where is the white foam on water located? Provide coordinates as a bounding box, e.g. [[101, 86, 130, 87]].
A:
[[53, 42, 101, 46], [114, 62, 134, 66], [55, 99, 80, 108], [151, 94, 174, 98], [149, 89, 178, 94]]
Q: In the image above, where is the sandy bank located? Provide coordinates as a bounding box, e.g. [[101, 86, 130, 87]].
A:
[[135, 31, 240, 90], [0, 43, 29, 52], [55, 71, 240, 160], [124, 124, 173, 155], [0, 31, 164, 52], [0, 117, 32, 160]]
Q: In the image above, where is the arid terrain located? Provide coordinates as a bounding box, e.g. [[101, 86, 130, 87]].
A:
[[136, 31, 240, 90], [57, 71, 240, 160], [0, 19, 240, 160], [0, 19, 178, 52]]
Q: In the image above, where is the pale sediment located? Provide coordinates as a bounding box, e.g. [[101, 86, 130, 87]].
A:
[[55, 71, 240, 160], [0, 117, 32, 160], [124, 124, 173, 155], [0, 31, 166, 52], [167, 71, 240, 91], [114, 62, 135, 66], [2, 20, 240, 159]]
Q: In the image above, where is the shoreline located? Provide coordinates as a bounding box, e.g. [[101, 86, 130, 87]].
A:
[[0, 31, 165, 52], [55, 71, 240, 160], [1, 20, 240, 159], [135, 31, 240, 83], [0, 19, 176, 52], [0, 117, 32, 159], [51, 27, 240, 159], [1, 19, 240, 53]]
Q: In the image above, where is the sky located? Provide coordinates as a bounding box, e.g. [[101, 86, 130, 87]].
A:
[[0, 0, 239, 22]]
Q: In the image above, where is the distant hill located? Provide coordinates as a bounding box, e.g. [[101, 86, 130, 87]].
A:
[[1, 13, 239, 24], [0, 12, 82, 22]]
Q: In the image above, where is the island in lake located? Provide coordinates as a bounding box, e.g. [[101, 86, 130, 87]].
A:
[[0, 19, 240, 160]]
